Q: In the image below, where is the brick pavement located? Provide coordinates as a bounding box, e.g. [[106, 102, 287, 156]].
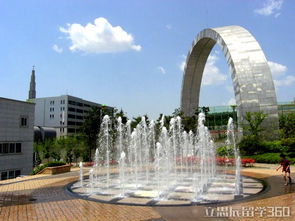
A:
[[0, 164, 294, 221]]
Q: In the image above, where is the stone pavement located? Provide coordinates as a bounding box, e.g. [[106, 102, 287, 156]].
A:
[[0, 164, 294, 221]]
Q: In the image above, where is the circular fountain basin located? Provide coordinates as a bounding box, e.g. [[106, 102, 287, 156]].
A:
[[67, 172, 266, 206]]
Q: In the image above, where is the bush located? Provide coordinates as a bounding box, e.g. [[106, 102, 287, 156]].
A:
[[251, 153, 281, 164], [31, 161, 66, 175], [260, 140, 288, 153], [216, 146, 234, 157], [239, 135, 264, 155]]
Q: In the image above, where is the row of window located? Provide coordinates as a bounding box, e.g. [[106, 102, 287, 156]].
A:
[[68, 121, 83, 126], [49, 107, 54, 112], [68, 100, 91, 108], [51, 100, 66, 105], [68, 107, 87, 113], [0, 169, 21, 180], [49, 114, 55, 119], [0, 143, 22, 154], [68, 114, 83, 120], [68, 128, 81, 133]]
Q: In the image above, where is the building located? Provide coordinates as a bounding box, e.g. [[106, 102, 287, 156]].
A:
[[34, 95, 112, 137], [0, 97, 35, 180]]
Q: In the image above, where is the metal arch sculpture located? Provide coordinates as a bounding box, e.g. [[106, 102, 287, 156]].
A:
[[181, 25, 279, 132]]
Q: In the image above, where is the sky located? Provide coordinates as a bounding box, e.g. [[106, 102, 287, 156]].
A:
[[0, 0, 294, 119]]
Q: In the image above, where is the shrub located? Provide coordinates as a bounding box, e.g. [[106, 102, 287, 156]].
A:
[[216, 146, 234, 157], [260, 140, 288, 153], [243, 153, 281, 164], [31, 161, 66, 175], [239, 135, 264, 155]]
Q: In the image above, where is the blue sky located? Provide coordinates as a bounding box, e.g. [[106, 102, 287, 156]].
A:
[[0, 0, 294, 119]]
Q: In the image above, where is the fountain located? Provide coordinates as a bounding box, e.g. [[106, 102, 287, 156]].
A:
[[79, 161, 83, 187], [226, 117, 243, 198], [69, 114, 263, 206]]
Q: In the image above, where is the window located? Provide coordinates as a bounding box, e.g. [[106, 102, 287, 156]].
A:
[[16, 143, 21, 153], [3, 143, 8, 153], [68, 121, 75, 126], [1, 172, 7, 180], [49, 114, 55, 119], [76, 115, 83, 120], [20, 116, 28, 127], [15, 170, 21, 177], [68, 128, 75, 133], [76, 109, 83, 113], [68, 107, 75, 112], [77, 102, 83, 107], [50, 107, 55, 112], [50, 100, 55, 105], [68, 100, 76, 105], [0, 170, 21, 180], [9, 143, 15, 153], [9, 171, 14, 179], [0, 143, 2, 153], [68, 114, 75, 119]]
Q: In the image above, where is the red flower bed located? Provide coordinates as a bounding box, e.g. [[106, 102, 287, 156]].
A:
[[216, 157, 255, 167]]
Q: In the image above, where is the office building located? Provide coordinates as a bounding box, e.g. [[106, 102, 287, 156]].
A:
[[0, 97, 35, 179]]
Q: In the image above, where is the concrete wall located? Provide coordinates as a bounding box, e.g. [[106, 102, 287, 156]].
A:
[[0, 98, 35, 177]]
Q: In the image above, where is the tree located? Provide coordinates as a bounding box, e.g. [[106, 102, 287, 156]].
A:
[[243, 112, 267, 138], [279, 113, 295, 138], [81, 107, 102, 161], [239, 112, 267, 155]]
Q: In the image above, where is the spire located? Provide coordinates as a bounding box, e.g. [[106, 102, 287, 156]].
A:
[[28, 66, 36, 99]]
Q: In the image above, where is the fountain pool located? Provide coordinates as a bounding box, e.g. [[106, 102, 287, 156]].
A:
[[68, 113, 265, 206]]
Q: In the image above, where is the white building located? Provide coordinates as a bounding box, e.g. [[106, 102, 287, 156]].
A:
[[0, 97, 35, 179], [34, 95, 112, 137]]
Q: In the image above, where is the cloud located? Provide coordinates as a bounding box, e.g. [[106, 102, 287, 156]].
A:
[[268, 61, 287, 76], [227, 97, 236, 105], [274, 75, 295, 87], [60, 17, 141, 53], [179, 54, 227, 85], [166, 24, 172, 30], [179, 55, 186, 72], [157, 66, 166, 74], [254, 0, 283, 17], [202, 55, 227, 85], [52, 44, 63, 53], [268, 60, 295, 87]]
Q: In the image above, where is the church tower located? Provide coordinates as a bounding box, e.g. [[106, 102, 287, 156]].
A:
[[28, 66, 36, 99]]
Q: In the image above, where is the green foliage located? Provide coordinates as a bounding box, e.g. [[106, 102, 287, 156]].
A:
[[80, 106, 102, 159], [243, 153, 295, 164], [216, 146, 234, 157], [260, 140, 288, 153], [281, 137, 295, 157], [244, 153, 281, 164], [239, 135, 262, 155], [31, 161, 66, 175], [243, 112, 267, 138], [279, 113, 295, 138]]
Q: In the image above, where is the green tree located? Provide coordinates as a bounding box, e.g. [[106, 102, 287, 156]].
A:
[[243, 112, 267, 138], [279, 113, 295, 138], [81, 107, 102, 161], [239, 112, 267, 155]]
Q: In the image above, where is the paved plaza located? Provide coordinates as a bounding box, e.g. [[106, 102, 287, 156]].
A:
[[0, 164, 294, 221]]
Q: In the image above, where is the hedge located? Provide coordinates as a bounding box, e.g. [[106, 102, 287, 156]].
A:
[[243, 153, 295, 164], [32, 161, 66, 175]]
